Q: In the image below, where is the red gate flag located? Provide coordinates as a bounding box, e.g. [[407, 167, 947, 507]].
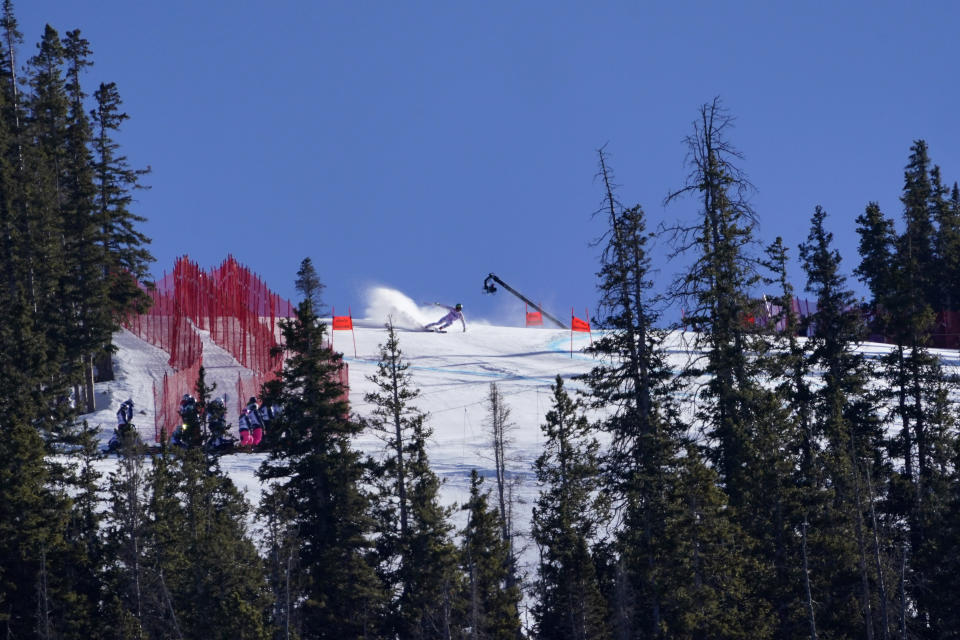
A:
[[525, 303, 543, 327], [571, 316, 591, 332], [570, 307, 593, 357], [331, 306, 357, 358]]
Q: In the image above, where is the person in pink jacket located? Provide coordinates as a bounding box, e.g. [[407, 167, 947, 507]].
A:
[[425, 303, 466, 332]]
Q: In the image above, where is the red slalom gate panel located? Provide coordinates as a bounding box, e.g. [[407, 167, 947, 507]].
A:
[[524, 303, 543, 327]]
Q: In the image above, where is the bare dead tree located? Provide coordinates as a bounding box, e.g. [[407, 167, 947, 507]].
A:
[[801, 520, 818, 640], [487, 383, 521, 594], [36, 545, 51, 640]]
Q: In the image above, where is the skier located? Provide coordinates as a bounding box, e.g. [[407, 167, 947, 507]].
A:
[[425, 302, 466, 332], [245, 396, 266, 446], [106, 398, 137, 452]]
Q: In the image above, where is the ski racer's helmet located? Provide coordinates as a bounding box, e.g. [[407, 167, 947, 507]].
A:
[[455, 303, 462, 311], [248, 396, 257, 405], [182, 394, 191, 403]]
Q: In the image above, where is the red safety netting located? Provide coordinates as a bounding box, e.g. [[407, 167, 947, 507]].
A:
[[121, 281, 204, 441], [236, 359, 349, 417], [171, 255, 292, 375], [152, 358, 203, 442], [236, 371, 279, 416], [123, 254, 351, 439], [121, 285, 203, 372]]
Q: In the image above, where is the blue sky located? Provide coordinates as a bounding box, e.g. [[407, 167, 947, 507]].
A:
[[19, 1, 960, 325]]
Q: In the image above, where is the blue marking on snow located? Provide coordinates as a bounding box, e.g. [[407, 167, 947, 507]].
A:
[[546, 333, 596, 361], [346, 356, 577, 387]]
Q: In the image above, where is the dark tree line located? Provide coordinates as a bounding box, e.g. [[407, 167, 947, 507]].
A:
[[2, 1, 959, 636], [0, 3, 154, 637], [531, 102, 960, 640]]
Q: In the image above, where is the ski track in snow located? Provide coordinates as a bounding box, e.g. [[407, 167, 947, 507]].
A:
[[85, 290, 603, 589], [84, 288, 960, 597]]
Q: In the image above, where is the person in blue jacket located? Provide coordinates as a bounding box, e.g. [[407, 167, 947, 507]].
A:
[[116, 398, 134, 436], [106, 398, 137, 452]]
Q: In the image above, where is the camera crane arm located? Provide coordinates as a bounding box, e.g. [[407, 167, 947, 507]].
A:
[[482, 273, 567, 329]]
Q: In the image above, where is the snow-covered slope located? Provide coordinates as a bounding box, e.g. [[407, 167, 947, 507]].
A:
[[83, 289, 622, 582], [87, 288, 960, 591]]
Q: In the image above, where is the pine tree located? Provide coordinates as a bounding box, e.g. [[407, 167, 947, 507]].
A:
[[854, 202, 897, 338], [656, 444, 773, 639], [923, 413, 960, 637], [859, 143, 960, 638], [365, 321, 462, 638], [20, 23, 77, 438], [800, 205, 892, 639], [90, 80, 153, 319], [258, 258, 384, 638], [137, 447, 272, 639], [762, 237, 830, 639], [929, 166, 960, 312], [907, 366, 958, 639], [0, 11, 153, 635], [945, 181, 960, 310], [176, 449, 272, 638], [101, 436, 150, 637], [141, 448, 191, 637], [531, 376, 609, 640], [898, 140, 937, 312], [0, 0, 22, 297], [60, 28, 110, 413], [54, 422, 108, 638], [258, 486, 302, 640], [581, 149, 670, 638], [589, 142, 772, 638], [663, 98, 766, 508], [459, 470, 522, 640], [191, 365, 216, 447], [0, 417, 71, 637], [0, 22, 90, 635]]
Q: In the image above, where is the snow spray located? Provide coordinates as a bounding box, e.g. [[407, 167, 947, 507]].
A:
[[362, 287, 438, 329]]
